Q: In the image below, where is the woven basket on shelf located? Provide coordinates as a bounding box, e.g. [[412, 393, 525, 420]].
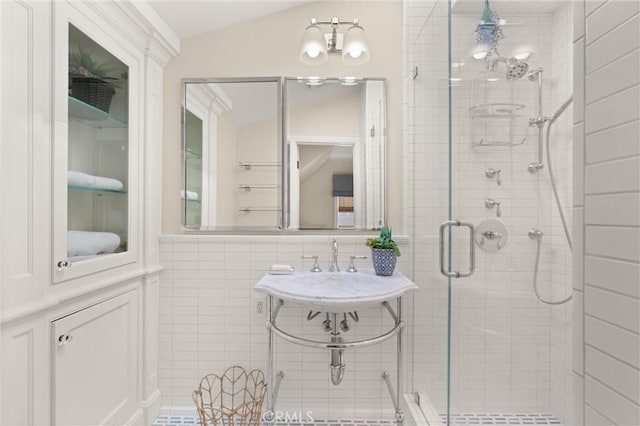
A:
[[70, 75, 115, 113]]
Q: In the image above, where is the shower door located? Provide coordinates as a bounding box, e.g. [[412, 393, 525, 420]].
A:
[[410, 0, 573, 424]]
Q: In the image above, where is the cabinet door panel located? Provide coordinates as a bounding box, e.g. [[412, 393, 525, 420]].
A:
[[52, 1, 140, 283], [52, 290, 137, 425], [0, 0, 51, 305]]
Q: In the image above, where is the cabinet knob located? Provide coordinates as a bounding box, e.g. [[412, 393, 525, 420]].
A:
[[56, 260, 72, 271], [57, 334, 72, 346]]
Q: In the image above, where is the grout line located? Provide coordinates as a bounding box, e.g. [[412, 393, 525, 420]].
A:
[[585, 10, 640, 47], [584, 313, 640, 337], [584, 344, 640, 373], [584, 282, 640, 301]]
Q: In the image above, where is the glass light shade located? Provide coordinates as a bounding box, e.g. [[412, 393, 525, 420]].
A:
[[512, 45, 533, 61], [472, 43, 490, 59], [341, 25, 369, 65], [300, 25, 328, 65]]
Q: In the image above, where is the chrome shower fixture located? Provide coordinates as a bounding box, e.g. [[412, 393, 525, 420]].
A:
[[506, 57, 529, 79], [484, 51, 530, 80], [485, 198, 502, 217], [485, 168, 502, 185]]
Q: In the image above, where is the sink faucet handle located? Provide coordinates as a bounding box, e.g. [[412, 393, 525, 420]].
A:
[[301, 255, 321, 272], [346, 255, 367, 273]]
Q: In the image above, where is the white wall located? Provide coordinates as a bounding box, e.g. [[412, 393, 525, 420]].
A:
[[162, 1, 403, 233], [573, 0, 640, 423], [158, 234, 410, 420]]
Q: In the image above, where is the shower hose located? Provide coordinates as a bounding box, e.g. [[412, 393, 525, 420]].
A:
[[533, 96, 573, 305]]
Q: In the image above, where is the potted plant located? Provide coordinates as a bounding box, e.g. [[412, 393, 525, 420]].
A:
[[69, 48, 123, 113], [366, 226, 401, 276]]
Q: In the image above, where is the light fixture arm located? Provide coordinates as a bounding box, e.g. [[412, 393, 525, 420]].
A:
[[310, 17, 360, 27], [300, 17, 369, 65]]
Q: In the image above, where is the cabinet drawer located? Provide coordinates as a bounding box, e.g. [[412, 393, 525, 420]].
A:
[[52, 290, 137, 425]]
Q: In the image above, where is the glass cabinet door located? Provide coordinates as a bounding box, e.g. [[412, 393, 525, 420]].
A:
[[54, 10, 138, 282]]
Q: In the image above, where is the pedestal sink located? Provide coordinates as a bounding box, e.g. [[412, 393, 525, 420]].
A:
[[255, 269, 417, 424], [254, 269, 417, 312]]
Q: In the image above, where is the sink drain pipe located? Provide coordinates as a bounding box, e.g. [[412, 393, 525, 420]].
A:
[[330, 313, 346, 385]]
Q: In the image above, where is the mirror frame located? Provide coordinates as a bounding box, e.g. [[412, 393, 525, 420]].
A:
[[181, 77, 388, 232], [181, 77, 284, 231]]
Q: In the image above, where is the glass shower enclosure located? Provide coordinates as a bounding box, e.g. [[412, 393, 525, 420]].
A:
[[408, 0, 574, 424]]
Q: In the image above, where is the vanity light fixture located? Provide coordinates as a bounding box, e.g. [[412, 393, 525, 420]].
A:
[[299, 17, 370, 66]]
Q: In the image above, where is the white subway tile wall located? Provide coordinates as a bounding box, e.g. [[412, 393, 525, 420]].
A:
[[405, 0, 573, 419], [159, 235, 410, 421], [580, 0, 640, 423]]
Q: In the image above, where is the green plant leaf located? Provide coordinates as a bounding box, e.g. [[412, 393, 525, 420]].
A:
[[364, 225, 401, 256]]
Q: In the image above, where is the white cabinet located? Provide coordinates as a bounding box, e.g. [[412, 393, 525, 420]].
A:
[[52, 290, 138, 425], [52, 1, 141, 283], [1, 0, 178, 425]]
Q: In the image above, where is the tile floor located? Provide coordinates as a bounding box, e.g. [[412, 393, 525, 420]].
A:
[[153, 413, 563, 425]]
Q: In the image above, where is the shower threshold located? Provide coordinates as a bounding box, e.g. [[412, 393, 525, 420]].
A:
[[405, 392, 563, 426]]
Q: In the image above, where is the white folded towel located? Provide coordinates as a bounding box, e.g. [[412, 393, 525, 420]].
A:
[[67, 230, 121, 257], [181, 190, 199, 201], [269, 264, 295, 275], [68, 170, 123, 191]]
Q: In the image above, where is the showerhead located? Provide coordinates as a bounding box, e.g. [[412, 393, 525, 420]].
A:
[[505, 57, 529, 80], [484, 51, 530, 80]]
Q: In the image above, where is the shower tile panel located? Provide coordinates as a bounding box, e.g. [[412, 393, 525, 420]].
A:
[[585, 0, 640, 44], [585, 14, 639, 73]]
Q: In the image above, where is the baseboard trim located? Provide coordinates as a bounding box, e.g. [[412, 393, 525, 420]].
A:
[[159, 405, 198, 417], [142, 389, 162, 425]]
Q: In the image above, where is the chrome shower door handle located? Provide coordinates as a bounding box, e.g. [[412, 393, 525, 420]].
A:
[[439, 220, 476, 278]]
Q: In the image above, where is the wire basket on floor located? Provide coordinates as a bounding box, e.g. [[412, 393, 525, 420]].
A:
[[192, 366, 267, 426], [70, 75, 116, 113]]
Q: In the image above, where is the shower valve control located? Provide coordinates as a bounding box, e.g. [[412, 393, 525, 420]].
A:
[[485, 198, 502, 217], [482, 230, 502, 240], [485, 168, 502, 185]]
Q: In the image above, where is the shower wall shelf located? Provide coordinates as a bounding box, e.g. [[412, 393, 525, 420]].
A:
[[238, 184, 280, 191], [238, 207, 281, 213], [68, 184, 127, 195], [238, 162, 280, 170], [470, 102, 525, 117], [473, 138, 526, 148], [470, 102, 527, 147]]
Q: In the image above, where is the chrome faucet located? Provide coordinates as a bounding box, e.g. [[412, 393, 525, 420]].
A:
[[329, 238, 340, 272]]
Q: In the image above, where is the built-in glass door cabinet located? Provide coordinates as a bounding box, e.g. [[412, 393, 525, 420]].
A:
[[53, 5, 140, 283]]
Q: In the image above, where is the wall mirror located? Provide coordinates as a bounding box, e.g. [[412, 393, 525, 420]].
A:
[[285, 77, 386, 230], [182, 78, 282, 230], [182, 77, 386, 231]]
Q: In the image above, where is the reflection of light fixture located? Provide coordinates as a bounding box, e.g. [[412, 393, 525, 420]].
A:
[[299, 17, 369, 65], [297, 76, 326, 86], [513, 46, 533, 60], [339, 76, 361, 86]]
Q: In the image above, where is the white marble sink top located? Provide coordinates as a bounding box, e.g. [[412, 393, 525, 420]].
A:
[[254, 269, 417, 312]]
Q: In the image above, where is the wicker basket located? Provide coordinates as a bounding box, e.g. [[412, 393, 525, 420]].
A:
[[192, 366, 267, 426], [70, 75, 115, 113]]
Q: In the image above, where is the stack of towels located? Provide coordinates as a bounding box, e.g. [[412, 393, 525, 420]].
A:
[[68, 170, 123, 191], [181, 190, 199, 201], [68, 230, 121, 258]]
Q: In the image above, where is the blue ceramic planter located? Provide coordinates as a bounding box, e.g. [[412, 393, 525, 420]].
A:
[[371, 248, 397, 276]]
